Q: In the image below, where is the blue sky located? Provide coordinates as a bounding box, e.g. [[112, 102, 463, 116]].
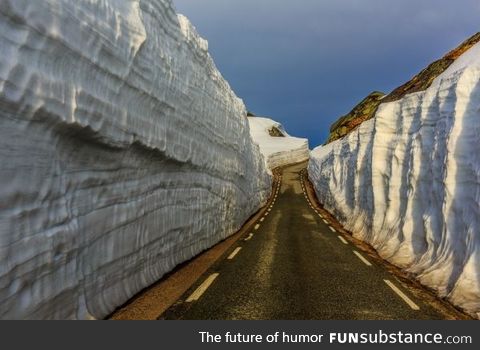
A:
[[173, 0, 479, 147]]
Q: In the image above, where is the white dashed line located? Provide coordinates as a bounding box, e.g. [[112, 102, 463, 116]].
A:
[[227, 247, 242, 260], [329, 226, 336, 233], [353, 251, 372, 266], [338, 236, 348, 245], [186, 273, 219, 302], [254, 224, 260, 230], [384, 280, 420, 310], [244, 233, 254, 241], [323, 219, 328, 224]]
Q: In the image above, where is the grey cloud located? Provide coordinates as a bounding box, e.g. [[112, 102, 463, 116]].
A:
[[173, 0, 479, 146]]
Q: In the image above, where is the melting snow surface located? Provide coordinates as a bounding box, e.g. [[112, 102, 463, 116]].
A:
[[0, 0, 271, 319], [309, 42, 480, 318], [248, 117, 309, 169]]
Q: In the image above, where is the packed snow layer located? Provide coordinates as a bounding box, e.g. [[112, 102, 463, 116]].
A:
[[248, 117, 309, 169], [0, 0, 271, 319], [309, 42, 480, 318]]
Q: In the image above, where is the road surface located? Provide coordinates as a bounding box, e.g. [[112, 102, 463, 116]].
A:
[[160, 162, 462, 320]]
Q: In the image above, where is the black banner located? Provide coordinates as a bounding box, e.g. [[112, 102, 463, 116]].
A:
[[1, 321, 477, 350]]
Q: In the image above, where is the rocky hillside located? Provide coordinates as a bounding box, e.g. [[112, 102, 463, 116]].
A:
[[326, 32, 480, 144], [383, 32, 480, 103], [326, 91, 385, 143]]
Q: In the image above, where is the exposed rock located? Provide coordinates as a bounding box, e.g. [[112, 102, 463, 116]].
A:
[[268, 126, 286, 137], [326, 32, 480, 144], [383, 32, 480, 103], [326, 91, 385, 144]]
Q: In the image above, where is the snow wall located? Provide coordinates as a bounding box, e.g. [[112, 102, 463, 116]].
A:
[[0, 0, 271, 319], [248, 117, 310, 169], [309, 43, 480, 318]]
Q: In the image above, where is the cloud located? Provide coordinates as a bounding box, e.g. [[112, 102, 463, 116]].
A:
[[173, 0, 479, 146]]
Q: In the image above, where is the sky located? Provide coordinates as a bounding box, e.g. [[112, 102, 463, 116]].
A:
[[172, 0, 479, 147]]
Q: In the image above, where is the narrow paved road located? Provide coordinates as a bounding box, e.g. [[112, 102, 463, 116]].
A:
[[161, 162, 451, 320]]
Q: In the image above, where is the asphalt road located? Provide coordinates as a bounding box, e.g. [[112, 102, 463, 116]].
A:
[[161, 162, 452, 320]]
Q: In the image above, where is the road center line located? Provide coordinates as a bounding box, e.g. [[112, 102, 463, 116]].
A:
[[186, 273, 220, 302], [244, 233, 254, 241], [338, 236, 348, 245], [227, 247, 242, 260], [384, 280, 420, 310], [353, 250, 372, 266]]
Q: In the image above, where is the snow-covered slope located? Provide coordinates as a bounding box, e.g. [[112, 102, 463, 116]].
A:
[[248, 117, 309, 169], [309, 42, 480, 317], [0, 0, 271, 319]]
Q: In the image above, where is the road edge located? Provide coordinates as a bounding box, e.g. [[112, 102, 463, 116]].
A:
[[300, 168, 473, 320], [108, 166, 288, 320]]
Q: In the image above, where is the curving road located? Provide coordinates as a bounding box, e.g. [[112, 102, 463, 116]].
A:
[[159, 162, 463, 320]]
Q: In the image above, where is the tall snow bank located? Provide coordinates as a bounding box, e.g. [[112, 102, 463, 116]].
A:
[[0, 0, 271, 319], [248, 117, 309, 169], [309, 42, 480, 318]]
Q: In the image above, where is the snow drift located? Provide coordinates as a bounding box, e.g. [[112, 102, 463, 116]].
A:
[[0, 0, 271, 319], [248, 117, 309, 169], [309, 42, 480, 317]]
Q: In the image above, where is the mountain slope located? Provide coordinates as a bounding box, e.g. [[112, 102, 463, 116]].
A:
[[326, 91, 385, 144], [326, 32, 480, 144]]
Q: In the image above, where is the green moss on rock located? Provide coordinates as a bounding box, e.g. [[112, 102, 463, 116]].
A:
[[325, 32, 480, 144], [383, 32, 480, 103], [326, 91, 385, 144]]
